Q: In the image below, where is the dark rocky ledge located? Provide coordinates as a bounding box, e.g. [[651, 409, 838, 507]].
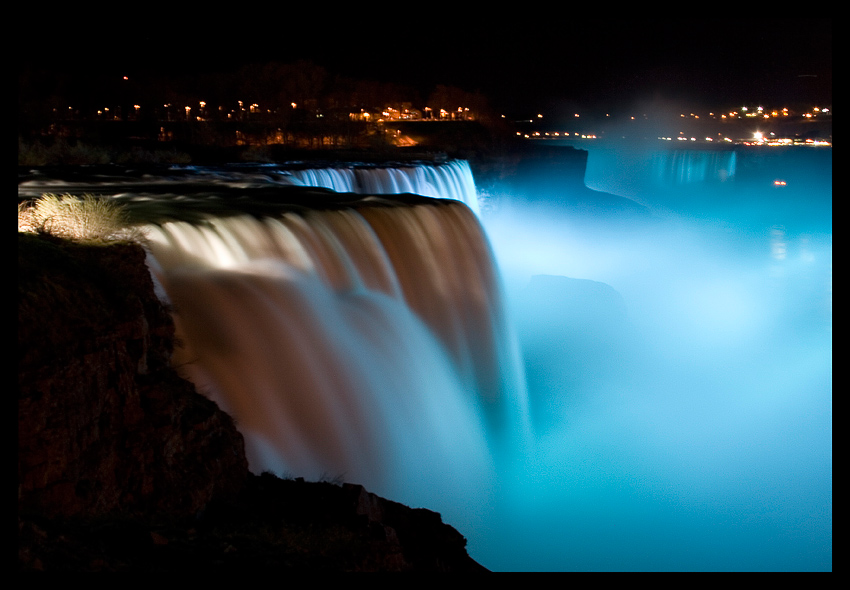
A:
[[18, 232, 488, 572]]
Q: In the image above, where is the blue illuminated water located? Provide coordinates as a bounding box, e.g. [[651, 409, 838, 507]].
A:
[[18, 148, 831, 571], [475, 142, 831, 571]]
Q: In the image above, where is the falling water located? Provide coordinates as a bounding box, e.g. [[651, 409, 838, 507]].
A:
[[18, 149, 831, 570], [143, 200, 528, 502], [84, 160, 527, 515], [651, 148, 737, 185], [288, 159, 482, 215]]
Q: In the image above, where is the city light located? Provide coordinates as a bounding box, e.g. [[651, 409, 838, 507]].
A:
[[24, 80, 830, 149]]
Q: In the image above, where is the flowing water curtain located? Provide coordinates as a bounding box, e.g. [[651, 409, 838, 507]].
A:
[[287, 168, 357, 193], [299, 208, 404, 298], [417, 160, 481, 215], [137, 159, 524, 501], [142, 204, 504, 500], [287, 160, 481, 215], [354, 167, 417, 196], [358, 202, 530, 443], [282, 161, 513, 430], [162, 261, 491, 494], [652, 149, 738, 186], [360, 161, 481, 215]]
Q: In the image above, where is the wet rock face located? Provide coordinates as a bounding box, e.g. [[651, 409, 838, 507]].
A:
[[18, 234, 249, 519]]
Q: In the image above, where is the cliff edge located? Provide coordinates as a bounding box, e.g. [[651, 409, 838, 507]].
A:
[[18, 232, 487, 572]]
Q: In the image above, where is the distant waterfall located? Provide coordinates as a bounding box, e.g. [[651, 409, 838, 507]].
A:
[[287, 160, 481, 215], [285, 167, 357, 193], [651, 149, 737, 185], [139, 162, 526, 504]]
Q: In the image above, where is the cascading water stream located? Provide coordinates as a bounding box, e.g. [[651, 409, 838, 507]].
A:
[[287, 159, 482, 215], [651, 148, 738, 185], [136, 161, 528, 508], [18, 148, 830, 570]]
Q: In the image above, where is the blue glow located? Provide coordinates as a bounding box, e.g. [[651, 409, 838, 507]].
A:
[[19, 150, 830, 571], [476, 142, 831, 571]]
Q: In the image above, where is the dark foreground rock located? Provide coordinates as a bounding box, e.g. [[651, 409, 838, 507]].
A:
[[18, 232, 487, 572], [19, 474, 488, 572]]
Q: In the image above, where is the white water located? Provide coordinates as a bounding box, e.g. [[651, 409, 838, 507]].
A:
[[142, 197, 528, 511], [287, 159, 482, 215]]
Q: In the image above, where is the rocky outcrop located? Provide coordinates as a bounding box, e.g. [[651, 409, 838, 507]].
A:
[[18, 233, 249, 519], [18, 232, 486, 571], [18, 473, 488, 572], [470, 143, 653, 220]]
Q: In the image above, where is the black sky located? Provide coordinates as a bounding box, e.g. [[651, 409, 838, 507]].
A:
[[21, 14, 831, 118]]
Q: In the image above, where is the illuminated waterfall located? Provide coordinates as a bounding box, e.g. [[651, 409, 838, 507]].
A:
[[287, 160, 482, 215], [140, 164, 527, 505], [285, 167, 357, 193], [18, 146, 830, 570], [651, 149, 737, 184]]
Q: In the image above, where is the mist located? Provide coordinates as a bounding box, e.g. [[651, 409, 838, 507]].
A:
[[473, 141, 831, 570], [18, 145, 830, 571]]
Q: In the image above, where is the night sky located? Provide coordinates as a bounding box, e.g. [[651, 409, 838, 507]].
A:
[[21, 13, 831, 120]]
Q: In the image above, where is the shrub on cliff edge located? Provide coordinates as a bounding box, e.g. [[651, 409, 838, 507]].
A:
[[18, 194, 144, 244]]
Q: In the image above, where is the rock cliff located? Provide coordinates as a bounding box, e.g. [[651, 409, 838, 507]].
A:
[[18, 232, 487, 572]]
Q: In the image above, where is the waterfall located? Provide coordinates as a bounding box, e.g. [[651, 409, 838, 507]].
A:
[[287, 160, 481, 215], [140, 162, 527, 505], [285, 167, 357, 193], [651, 149, 737, 185], [18, 146, 832, 570]]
